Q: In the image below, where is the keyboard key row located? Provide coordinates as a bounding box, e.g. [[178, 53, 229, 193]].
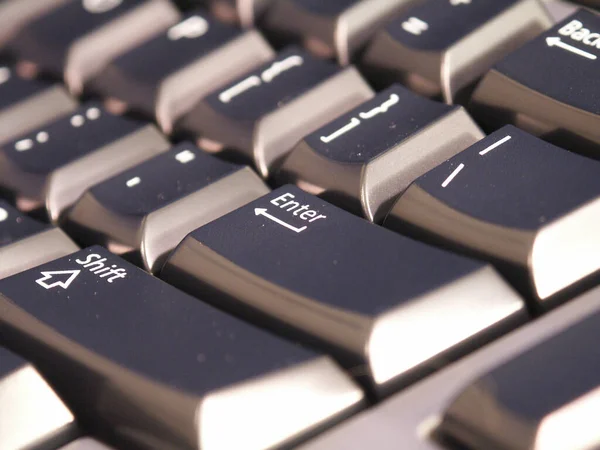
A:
[[1, 2, 598, 163]]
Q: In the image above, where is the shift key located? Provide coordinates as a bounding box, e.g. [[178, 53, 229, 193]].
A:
[[0, 246, 364, 450]]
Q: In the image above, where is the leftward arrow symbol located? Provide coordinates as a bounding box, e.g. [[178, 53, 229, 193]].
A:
[[35, 270, 81, 290], [254, 208, 307, 233], [546, 37, 597, 60]]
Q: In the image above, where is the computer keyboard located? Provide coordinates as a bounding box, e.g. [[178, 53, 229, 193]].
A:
[[0, 0, 598, 449]]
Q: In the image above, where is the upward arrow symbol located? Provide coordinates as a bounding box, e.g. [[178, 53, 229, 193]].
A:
[[35, 270, 81, 290]]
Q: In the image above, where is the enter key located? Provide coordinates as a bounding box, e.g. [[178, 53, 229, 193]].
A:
[[162, 185, 527, 397]]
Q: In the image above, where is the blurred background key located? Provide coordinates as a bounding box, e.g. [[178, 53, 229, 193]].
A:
[[180, 48, 374, 177], [91, 9, 274, 133], [0, 201, 78, 279], [0, 65, 77, 145], [4, 0, 181, 95], [261, 0, 422, 65], [209, 0, 274, 27], [361, 0, 552, 103]]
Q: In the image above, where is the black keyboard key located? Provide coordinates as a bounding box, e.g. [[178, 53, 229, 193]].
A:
[[0, 103, 170, 221], [440, 304, 600, 450], [163, 186, 526, 397], [0, 65, 76, 145], [0, 0, 66, 48], [209, 0, 273, 27], [92, 10, 274, 133], [362, 0, 552, 103], [276, 84, 483, 222], [180, 48, 373, 177], [261, 0, 420, 65], [0, 247, 364, 449], [66, 143, 269, 272], [5, 0, 180, 94], [386, 126, 600, 307], [0, 201, 78, 279], [0, 347, 76, 450], [471, 10, 600, 157]]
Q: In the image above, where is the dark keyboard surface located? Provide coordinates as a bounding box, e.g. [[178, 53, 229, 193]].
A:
[[0, 1, 598, 449]]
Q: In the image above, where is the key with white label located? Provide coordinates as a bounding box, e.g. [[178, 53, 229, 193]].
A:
[[179, 47, 374, 178], [260, 0, 420, 65], [361, 0, 552, 103], [471, 10, 600, 157], [0, 347, 77, 450], [209, 0, 273, 27], [440, 294, 600, 450], [275, 84, 483, 222], [0, 65, 77, 145], [385, 126, 600, 308], [0, 103, 170, 222], [0, 246, 364, 450], [162, 186, 526, 397], [65, 142, 269, 273], [91, 10, 274, 133], [4, 0, 180, 94], [0, 201, 78, 279]]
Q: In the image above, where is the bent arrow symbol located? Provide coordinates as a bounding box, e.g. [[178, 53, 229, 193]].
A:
[[36, 270, 81, 290], [255, 208, 307, 233], [546, 37, 597, 60]]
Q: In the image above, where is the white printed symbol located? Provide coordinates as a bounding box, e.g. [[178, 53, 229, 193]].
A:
[[255, 208, 307, 233], [15, 139, 34, 152], [36, 270, 81, 290], [71, 115, 85, 127], [450, 0, 471, 5], [82, 0, 122, 14], [546, 37, 597, 60], [14, 131, 49, 152], [402, 17, 429, 36], [261, 56, 303, 83], [479, 135, 511, 156], [168, 16, 209, 41], [218, 55, 304, 103], [359, 94, 399, 119], [175, 150, 196, 164], [86, 107, 101, 120], [0, 207, 7, 222], [219, 76, 261, 103], [0, 67, 10, 85], [126, 177, 141, 188], [442, 135, 512, 187], [441, 163, 465, 188], [320, 118, 361, 143], [36, 131, 49, 143]]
